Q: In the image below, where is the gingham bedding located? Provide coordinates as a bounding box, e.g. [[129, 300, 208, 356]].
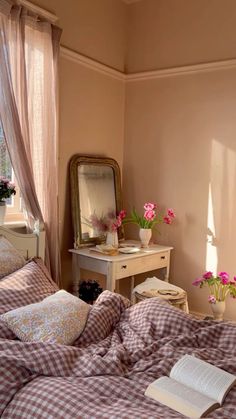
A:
[[1, 263, 236, 418]]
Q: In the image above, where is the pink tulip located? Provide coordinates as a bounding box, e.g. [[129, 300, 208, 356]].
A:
[[144, 202, 157, 211], [163, 216, 172, 225], [144, 209, 155, 221], [167, 208, 175, 218]]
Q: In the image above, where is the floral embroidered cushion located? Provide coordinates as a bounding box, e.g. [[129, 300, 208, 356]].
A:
[[0, 235, 26, 279], [1, 290, 90, 345]]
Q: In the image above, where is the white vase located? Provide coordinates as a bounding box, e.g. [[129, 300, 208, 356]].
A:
[[0, 201, 6, 225], [139, 228, 152, 248], [211, 301, 226, 321], [106, 231, 119, 248]]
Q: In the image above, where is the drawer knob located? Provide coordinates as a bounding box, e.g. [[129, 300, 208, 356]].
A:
[[121, 265, 127, 269], [161, 256, 166, 260]]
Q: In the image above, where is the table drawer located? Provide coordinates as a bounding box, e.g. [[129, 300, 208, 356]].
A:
[[114, 251, 169, 279]]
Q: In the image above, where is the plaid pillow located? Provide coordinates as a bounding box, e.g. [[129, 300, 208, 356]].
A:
[[0, 235, 26, 279], [0, 258, 58, 339]]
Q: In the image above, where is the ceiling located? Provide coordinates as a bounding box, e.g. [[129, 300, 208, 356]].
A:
[[122, 0, 143, 4]]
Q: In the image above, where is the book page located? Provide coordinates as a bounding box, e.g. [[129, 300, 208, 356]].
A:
[[145, 376, 218, 418], [170, 355, 236, 404]]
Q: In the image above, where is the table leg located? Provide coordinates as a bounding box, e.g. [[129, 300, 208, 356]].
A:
[[116, 279, 120, 294], [130, 275, 135, 304], [107, 262, 116, 293], [72, 253, 80, 296], [164, 252, 170, 282]]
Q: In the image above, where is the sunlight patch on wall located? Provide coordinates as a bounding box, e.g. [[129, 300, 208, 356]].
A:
[[206, 182, 217, 272], [206, 138, 236, 273]]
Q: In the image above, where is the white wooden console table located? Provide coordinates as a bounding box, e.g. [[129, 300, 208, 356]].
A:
[[69, 244, 173, 299]]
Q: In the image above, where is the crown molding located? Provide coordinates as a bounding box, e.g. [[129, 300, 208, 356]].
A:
[[60, 47, 236, 82], [126, 59, 236, 81], [16, 0, 58, 23], [60, 46, 125, 81]]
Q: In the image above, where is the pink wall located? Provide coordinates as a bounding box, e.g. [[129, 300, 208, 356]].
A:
[[33, 0, 236, 318], [124, 0, 236, 319]]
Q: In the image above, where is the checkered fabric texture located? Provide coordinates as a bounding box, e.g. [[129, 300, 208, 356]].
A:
[[0, 258, 58, 339], [1, 266, 236, 418]]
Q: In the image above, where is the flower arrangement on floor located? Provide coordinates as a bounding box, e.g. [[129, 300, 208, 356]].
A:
[[193, 271, 236, 320], [123, 202, 175, 247], [192, 271, 236, 302], [0, 176, 16, 202]]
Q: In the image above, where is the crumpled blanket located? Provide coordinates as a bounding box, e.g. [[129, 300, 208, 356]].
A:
[[1, 290, 236, 418]]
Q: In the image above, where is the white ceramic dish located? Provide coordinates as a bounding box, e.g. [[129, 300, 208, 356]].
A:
[[118, 247, 140, 254]]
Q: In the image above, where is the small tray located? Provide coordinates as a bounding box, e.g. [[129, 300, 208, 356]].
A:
[[118, 247, 140, 254]]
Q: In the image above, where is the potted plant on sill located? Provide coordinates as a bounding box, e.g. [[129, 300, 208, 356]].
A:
[[0, 177, 16, 225]]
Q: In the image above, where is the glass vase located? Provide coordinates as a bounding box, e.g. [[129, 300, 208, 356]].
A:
[[106, 231, 119, 248]]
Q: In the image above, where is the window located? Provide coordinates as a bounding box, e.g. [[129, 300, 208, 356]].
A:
[[0, 123, 23, 221]]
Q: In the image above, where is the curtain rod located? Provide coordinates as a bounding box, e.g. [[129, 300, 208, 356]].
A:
[[16, 0, 58, 23]]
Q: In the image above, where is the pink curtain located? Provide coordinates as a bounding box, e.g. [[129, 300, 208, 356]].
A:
[[0, 0, 62, 283]]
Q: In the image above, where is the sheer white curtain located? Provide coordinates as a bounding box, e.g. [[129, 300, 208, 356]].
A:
[[0, 0, 61, 283]]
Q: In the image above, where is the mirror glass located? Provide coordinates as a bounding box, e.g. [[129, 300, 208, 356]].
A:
[[70, 155, 123, 248]]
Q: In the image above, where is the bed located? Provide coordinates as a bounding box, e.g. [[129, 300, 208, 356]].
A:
[[0, 228, 236, 418]]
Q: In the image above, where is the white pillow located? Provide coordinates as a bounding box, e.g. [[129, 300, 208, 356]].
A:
[[1, 290, 90, 345], [0, 235, 26, 279]]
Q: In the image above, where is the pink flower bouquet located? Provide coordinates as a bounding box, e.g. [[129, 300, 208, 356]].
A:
[[123, 202, 175, 229], [192, 271, 236, 303], [0, 176, 16, 202], [86, 209, 126, 234]]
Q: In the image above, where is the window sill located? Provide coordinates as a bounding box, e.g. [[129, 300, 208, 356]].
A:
[[3, 221, 27, 228]]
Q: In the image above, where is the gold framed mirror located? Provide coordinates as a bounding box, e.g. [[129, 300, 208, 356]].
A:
[[70, 155, 123, 248]]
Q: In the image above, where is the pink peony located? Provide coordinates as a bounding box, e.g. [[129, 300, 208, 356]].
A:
[[192, 277, 204, 286], [163, 216, 172, 225], [218, 271, 229, 285], [203, 271, 213, 280], [111, 222, 118, 232], [112, 216, 122, 231], [234, 276, 236, 282], [144, 202, 157, 211], [208, 295, 216, 304], [167, 208, 175, 218], [144, 209, 155, 221], [119, 209, 126, 220]]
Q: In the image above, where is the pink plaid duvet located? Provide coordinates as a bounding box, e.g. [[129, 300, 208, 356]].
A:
[[1, 265, 236, 418]]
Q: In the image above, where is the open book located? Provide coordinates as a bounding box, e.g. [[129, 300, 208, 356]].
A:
[[145, 355, 236, 418]]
